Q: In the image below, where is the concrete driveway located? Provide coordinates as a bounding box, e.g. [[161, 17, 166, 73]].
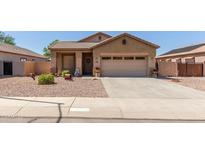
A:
[[101, 78, 205, 99]]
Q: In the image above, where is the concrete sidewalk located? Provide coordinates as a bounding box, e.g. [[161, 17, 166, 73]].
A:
[[1, 96, 205, 121]]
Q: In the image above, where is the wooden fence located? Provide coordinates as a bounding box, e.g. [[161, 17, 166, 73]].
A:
[[178, 63, 203, 77], [158, 62, 178, 77], [158, 62, 204, 77]]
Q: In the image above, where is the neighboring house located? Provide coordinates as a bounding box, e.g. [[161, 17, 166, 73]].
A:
[[0, 43, 47, 76], [49, 32, 159, 77], [156, 43, 205, 64]]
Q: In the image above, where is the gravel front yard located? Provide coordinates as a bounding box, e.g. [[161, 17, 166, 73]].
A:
[[0, 77, 108, 97], [164, 77, 205, 92]]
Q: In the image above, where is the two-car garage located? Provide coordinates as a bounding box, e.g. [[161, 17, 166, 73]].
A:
[[91, 33, 159, 77], [101, 56, 148, 77]]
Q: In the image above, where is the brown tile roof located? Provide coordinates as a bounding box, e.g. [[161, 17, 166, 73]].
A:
[[50, 33, 159, 51], [157, 43, 205, 58], [49, 41, 98, 50], [91, 33, 160, 49], [78, 32, 112, 42], [0, 43, 46, 59]]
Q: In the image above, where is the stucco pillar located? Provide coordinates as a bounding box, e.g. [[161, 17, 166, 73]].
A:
[[147, 56, 155, 76], [75, 52, 82, 75], [51, 51, 57, 73], [57, 53, 62, 74], [93, 51, 100, 68], [93, 51, 101, 76]]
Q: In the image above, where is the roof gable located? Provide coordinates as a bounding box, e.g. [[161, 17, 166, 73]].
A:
[[78, 32, 112, 42], [91, 33, 160, 49], [0, 43, 46, 59]]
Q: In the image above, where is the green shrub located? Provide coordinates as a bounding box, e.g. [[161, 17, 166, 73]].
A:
[[61, 70, 70, 77], [38, 74, 55, 85]]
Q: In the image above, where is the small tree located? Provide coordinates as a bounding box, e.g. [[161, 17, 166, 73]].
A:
[[0, 31, 16, 45], [43, 39, 59, 58]]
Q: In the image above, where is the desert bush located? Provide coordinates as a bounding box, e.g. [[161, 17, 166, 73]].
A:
[[38, 74, 55, 85], [61, 70, 70, 77]]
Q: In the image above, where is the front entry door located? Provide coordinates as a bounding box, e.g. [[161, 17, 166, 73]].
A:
[[83, 53, 93, 75]]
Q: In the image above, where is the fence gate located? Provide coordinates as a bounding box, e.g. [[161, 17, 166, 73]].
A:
[[178, 63, 187, 76], [178, 63, 203, 77]]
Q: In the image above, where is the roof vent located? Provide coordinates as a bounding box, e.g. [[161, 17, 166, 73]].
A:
[[122, 39, 127, 45], [98, 36, 102, 41]]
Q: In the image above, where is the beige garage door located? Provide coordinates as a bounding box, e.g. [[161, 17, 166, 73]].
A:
[[101, 56, 147, 77]]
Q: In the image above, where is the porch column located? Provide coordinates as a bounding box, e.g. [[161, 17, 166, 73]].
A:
[[51, 51, 57, 73], [93, 50, 100, 76], [75, 52, 82, 75], [57, 53, 62, 74]]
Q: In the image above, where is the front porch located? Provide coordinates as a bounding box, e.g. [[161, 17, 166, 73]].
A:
[[51, 51, 94, 76]]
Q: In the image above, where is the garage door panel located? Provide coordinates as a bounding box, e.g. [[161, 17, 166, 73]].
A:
[[101, 59, 147, 77]]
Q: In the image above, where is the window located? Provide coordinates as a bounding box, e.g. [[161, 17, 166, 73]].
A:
[[176, 58, 181, 63], [98, 36, 102, 41], [113, 57, 123, 60], [102, 57, 111, 60], [124, 56, 134, 60], [135, 57, 145, 60], [122, 39, 127, 45], [20, 58, 27, 62]]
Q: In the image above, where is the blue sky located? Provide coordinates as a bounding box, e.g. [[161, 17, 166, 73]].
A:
[[5, 31, 205, 56]]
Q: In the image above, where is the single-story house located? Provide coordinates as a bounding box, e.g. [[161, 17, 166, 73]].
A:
[[156, 43, 205, 64], [0, 43, 47, 76], [49, 32, 159, 77]]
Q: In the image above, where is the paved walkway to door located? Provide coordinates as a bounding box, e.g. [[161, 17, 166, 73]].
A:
[[101, 78, 205, 99]]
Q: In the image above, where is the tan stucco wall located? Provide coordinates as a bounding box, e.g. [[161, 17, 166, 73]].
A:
[[52, 50, 88, 75], [195, 55, 205, 63], [51, 36, 157, 76], [13, 62, 25, 76], [51, 51, 57, 73], [0, 51, 47, 76], [93, 36, 156, 76], [56, 52, 62, 74], [0, 61, 25, 76], [75, 52, 83, 75]]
